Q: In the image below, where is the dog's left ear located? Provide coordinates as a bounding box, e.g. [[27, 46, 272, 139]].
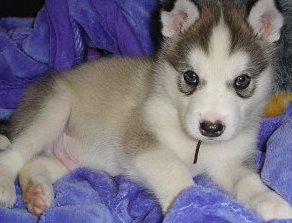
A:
[[247, 0, 284, 42], [160, 0, 200, 37]]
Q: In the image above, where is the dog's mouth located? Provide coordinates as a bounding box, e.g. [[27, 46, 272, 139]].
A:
[[195, 135, 223, 143]]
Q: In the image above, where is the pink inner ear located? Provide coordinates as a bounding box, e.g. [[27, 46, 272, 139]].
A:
[[259, 13, 272, 39], [170, 11, 188, 33]]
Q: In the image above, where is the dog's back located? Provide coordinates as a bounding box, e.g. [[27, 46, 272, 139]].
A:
[[9, 57, 153, 140]]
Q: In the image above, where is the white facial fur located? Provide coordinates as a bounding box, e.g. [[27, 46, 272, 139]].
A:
[[160, 19, 273, 142], [159, 0, 283, 141]]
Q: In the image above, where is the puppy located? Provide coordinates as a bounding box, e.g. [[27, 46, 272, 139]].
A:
[[0, 0, 291, 220]]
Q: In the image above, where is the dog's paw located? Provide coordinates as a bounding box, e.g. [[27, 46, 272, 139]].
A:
[[251, 191, 292, 221], [0, 177, 16, 208], [23, 177, 54, 216]]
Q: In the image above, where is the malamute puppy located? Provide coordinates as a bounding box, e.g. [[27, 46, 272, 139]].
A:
[[0, 0, 291, 220]]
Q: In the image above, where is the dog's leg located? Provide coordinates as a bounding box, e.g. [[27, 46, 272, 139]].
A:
[[208, 164, 292, 220], [0, 96, 70, 208], [19, 153, 69, 216], [0, 134, 11, 151], [131, 149, 194, 213]]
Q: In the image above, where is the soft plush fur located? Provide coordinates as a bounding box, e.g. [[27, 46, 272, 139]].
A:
[[0, 0, 291, 221]]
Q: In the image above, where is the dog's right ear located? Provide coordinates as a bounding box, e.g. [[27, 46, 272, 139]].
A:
[[160, 0, 200, 37]]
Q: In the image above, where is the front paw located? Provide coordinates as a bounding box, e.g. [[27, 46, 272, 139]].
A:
[[0, 177, 16, 208], [251, 191, 292, 221]]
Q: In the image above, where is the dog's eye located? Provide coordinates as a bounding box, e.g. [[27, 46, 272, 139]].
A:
[[184, 71, 199, 86], [234, 74, 251, 90]]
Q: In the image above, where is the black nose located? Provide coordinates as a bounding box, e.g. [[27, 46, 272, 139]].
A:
[[199, 121, 225, 138]]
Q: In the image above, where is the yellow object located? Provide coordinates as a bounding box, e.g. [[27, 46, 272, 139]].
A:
[[264, 93, 292, 117]]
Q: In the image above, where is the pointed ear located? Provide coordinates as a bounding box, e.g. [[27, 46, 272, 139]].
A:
[[161, 0, 200, 37], [247, 0, 284, 42]]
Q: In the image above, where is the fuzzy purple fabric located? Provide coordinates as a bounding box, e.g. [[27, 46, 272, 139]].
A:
[[0, 0, 159, 118], [1, 0, 292, 222], [261, 104, 292, 205], [1, 105, 292, 223], [158, 105, 292, 223]]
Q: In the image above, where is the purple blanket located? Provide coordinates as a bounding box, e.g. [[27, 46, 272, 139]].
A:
[[1, 0, 292, 222], [164, 104, 292, 223], [1, 104, 292, 223], [0, 0, 159, 118]]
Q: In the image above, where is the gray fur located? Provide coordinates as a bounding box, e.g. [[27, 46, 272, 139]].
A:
[[274, 0, 292, 92], [8, 77, 56, 140], [222, 0, 292, 93]]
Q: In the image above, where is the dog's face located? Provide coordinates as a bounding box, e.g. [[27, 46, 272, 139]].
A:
[[157, 0, 283, 142]]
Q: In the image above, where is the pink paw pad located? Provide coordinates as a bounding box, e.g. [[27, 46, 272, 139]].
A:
[[23, 183, 48, 216]]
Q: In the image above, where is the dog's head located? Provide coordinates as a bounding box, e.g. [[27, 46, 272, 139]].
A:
[[156, 0, 284, 142]]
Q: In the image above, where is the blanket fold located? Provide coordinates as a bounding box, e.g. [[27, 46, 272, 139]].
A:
[[261, 104, 292, 205], [1, 104, 292, 222], [0, 0, 158, 117], [1, 0, 292, 222]]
